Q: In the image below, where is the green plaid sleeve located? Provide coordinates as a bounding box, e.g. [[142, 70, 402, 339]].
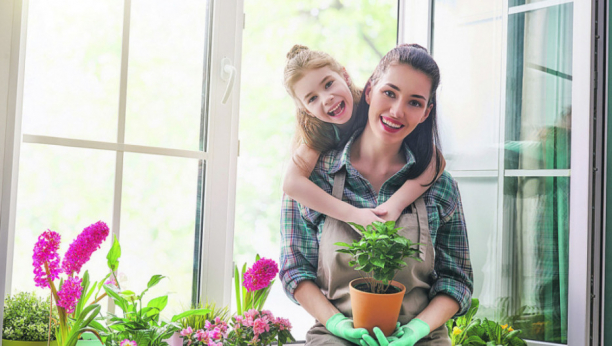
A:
[[428, 174, 474, 317], [279, 194, 320, 304]]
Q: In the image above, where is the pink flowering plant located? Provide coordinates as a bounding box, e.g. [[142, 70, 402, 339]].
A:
[[234, 255, 278, 315], [180, 310, 294, 346], [32, 221, 111, 346]]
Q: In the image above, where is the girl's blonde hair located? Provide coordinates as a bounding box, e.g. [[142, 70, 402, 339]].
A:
[[283, 44, 361, 153]]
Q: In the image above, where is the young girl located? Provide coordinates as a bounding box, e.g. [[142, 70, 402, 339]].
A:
[[282, 44, 445, 226]]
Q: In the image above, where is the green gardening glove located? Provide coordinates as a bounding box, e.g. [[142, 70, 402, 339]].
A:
[[360, 319, 430, 346], [360, 323, 404, 346], [326, 313, 370, 344]]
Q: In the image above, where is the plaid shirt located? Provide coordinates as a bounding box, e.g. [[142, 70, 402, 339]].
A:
[[279, 135, 474, 317]]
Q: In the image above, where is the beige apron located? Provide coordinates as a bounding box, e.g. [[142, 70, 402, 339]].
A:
[[305, 168, 450, 345]]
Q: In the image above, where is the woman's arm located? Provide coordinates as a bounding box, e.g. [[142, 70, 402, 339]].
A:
[[294, 280, 340, 324], [283, 143, 385, 226], [376, 149, 446, 221], [414, 294, 459, 330]]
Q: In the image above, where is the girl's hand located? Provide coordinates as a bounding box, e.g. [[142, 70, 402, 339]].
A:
[[373, 201, 403, 222], [345, 207, 385, 229]]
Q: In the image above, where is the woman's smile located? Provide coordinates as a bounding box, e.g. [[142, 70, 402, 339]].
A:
[[365, 64, 433, 144], [379, 116, 404, 133]]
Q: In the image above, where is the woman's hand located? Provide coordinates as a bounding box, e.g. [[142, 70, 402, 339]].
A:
[[326, 313, 370, 344], [361, 319, 430, 346]]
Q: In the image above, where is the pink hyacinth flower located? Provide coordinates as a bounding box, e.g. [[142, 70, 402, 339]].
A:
[[57, 276, 83, 314], [32, 230, 62, 288], [243, 258, 279, 292], [62, 221, 109, 276]]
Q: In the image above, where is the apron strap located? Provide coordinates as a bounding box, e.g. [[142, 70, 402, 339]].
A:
[[414, 197, 429, 261], [331, 168, 347, 200]]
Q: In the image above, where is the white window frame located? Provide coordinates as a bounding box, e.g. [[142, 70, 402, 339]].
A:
[[0, 0, 243, 326], [399, 0, 593, 345]]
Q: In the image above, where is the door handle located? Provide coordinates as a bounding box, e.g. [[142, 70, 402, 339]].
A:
[[221, 58, 236, 104]]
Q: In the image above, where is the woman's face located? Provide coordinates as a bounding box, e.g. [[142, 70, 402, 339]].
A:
[[293, 66, 354, 125], [365, 63, 433, 145]]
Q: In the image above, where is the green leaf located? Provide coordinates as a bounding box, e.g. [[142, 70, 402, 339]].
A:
[[147, 295, 168, 312], [171, 308, 212, 322], [334, 241, 351, 248], [347, 222, 366, 233], [146, 275, 166, 289], [107, 234, 122, 272], [371, 258, 385, 268], [235, 264, 242, 315], [463, 335, 486, 345], [103, 284, 128, 312], [120, 290, 136, 296]]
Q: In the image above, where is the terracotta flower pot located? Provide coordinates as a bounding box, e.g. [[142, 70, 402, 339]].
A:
[[2, 340, 58, 346], [349, 278, 406, 337]]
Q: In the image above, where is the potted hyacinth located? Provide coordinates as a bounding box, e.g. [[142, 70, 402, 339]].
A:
[[32, 221, 110, 346], [335, 221, 422, 337], [234, 255, 279, 315]]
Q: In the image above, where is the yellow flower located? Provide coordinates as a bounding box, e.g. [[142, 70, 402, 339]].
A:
[[508, 327, 514, 332], [501, 324, 508, 329], [453, 327, 462, 336]]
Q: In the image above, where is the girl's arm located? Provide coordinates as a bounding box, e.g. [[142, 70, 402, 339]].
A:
[[283, 144, 385, 227], [376, 149, 446, 221]]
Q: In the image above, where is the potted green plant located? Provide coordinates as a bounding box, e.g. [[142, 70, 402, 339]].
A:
[[96, 236, 209, 346], [335, 221, 422, 337], [446, 298, 527, 346], [2, 292, 58, 346]]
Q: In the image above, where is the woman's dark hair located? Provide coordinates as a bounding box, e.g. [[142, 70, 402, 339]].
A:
[[339, 43, 443, 185]]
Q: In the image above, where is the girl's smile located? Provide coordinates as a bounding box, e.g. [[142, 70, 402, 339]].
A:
[[293, 66, 354, 125]]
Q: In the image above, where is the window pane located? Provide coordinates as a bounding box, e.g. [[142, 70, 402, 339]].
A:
[[433, 1, 502, 171], [454, 177, 499, 317], [22, 1, 122, 142], [235, 0, 398, 340], [502, 176, 569, 343], [120, 153, 200, 317], [125, 0, 209, 151], [12, 143, 115, 297], [509, 0, 550, 7], [505, 4, 572, 170]]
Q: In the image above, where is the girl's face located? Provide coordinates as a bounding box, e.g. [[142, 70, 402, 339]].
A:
[[365, 63, 433, 145], [293, 66, 354, 125]]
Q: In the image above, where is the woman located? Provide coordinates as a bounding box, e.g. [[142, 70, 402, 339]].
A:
[[280, 44, 473, 346]]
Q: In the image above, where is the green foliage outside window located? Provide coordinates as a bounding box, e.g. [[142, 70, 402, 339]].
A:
[[2, 291, 57, 341]]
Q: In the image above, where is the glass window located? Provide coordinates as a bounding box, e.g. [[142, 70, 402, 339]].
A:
[[234, 0, 398, 340], [433, 1, 572, 344], [12, 0, 214, 318], [21, 0, 123, 142]]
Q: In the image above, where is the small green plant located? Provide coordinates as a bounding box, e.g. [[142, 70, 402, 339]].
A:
[[179, 300, 230, 330], [97, 236, 210, 346], [446, 298, 527, 346], [2, 291, 57, 341], [335, 221, 422, 294]]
